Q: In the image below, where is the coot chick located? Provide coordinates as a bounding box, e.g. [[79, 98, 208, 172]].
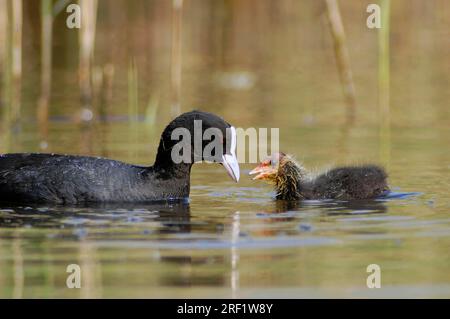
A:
[[249, 152, 389, 200], [0, 111, 239, 204]]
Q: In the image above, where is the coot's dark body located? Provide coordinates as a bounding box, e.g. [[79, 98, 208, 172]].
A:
[[0, 153, 190, 204], [0, 111, 239, 204]]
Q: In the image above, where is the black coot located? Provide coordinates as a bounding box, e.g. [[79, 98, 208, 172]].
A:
[[249, 152, 389, 200], [0, 111, 240, 204]]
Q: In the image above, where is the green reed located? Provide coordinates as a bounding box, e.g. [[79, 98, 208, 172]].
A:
[[127, 59, 139, 122], [145, 93, 159, 126]]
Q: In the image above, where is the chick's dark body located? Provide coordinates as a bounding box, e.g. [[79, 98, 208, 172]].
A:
[[299, 165, 389, 200]]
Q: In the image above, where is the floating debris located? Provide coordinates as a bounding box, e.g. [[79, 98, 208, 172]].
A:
[[298, 223, 313, 232]]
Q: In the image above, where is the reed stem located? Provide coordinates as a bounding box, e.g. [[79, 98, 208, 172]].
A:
[[171, 0, 183, 118], [78, 0, 98, 112], [127, 59, 139, 159], [10, 0, 22, 125], [99, 64, 114, 120], [379, 0, 390, 118], [379, 0, 391, 167], [0, 0, 9, 152], [0, 0, 8, 110], [37, 0, 53, 130], [325, 0, 357, 123]]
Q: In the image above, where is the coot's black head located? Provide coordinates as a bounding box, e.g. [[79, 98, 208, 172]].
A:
[[154, 111, 239, 182]]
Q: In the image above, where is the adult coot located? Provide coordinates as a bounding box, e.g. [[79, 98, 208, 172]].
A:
[[249, 152, 389, 200], [0, 111, 239, 204]]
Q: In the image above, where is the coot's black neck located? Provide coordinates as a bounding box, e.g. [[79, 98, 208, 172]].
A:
[[152, 138, 193, 180]]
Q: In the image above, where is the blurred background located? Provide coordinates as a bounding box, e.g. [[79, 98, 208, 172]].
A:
[[0, 0, 449, 298], [0, 0, 448, 159]]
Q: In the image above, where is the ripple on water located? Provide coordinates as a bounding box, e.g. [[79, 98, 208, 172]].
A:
[[93, 236, 340, 250]]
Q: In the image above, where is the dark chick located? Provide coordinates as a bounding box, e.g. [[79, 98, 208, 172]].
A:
[[0, 111, 239, 204], [249, 152, 389, 200]]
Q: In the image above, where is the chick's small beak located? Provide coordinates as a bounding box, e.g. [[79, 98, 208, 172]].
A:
[[249, 163, 277, 180]]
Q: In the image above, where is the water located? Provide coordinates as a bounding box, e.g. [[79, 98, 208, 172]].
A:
[[1, 127, 449, 298], [0, 0, 449, 298]]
